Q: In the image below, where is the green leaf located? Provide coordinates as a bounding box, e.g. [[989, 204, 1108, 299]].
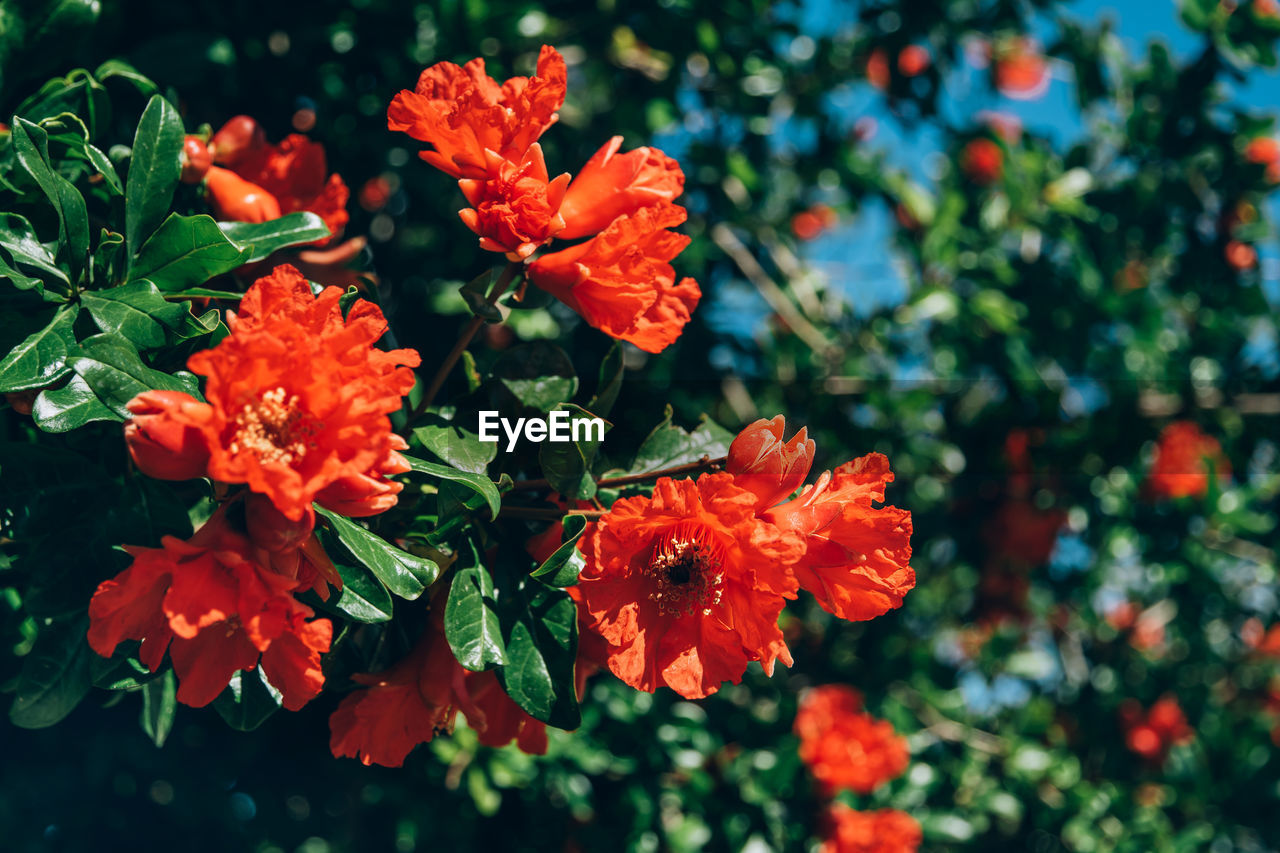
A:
[[31, 373, 119, 432], [38, 112, 122, 195], [587, 342, 624, 418], [125, 95, 184, 264], [11, 118, 90, 282], [491, 342, 578, 412], [0, 304, 78, 393], [82, 280, 216, 348], [212, 668, 282, 732], [91, 228, 125, 284], [140, 669, 177, 747], [497, 581, 580, 729], [317, 507, 439, 601], [8, 615, 93, 729], [130, 213, 251, 290], [459, 269, 503, 322], [0, 211, 71, 286], [402, 454, 502, 520], [323, 560, 395, 623], [538, 404, 610, 500], [94, 59, 158, 97], [625, 406, 735, 476], [531, 514, 588, 587], [64, 333, 197, 418], [218, 213, 331, 263], [160, 287, 243, 301], [413, 414, 496, 475], [14, 66, 108, 134], [445, 541, 507, 671]]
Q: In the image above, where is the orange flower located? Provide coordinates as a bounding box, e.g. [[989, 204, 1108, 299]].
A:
[[727, 415, 815, 510], [329, 611, 480, 767], [457, 144, 571, 259], [866, 48, 890, 90], [556, 136, 686, 240], [993, 38, 1049, 100], [527, 203, 701, 353], [791, 204, 839, 241], [982, 499, 1065, 568], [1120, 696, 1193, 762], [897, 45, 930, 77], [125, 266, 420, 523], [961, 138, 1003, 185], [795, 685, 910, 796], [388, 45, 567, 179], [762, 453, 915, 622], [1226, 240, 1258, 270], [208, 116, 350, 243], [1146, 421, 1230, 500], [1245, 136, 1280, 166], [87, 508, 334, 709], [819, 805, 922, 853], [571, 474, 804, 699], [466, 670, 550, 755]]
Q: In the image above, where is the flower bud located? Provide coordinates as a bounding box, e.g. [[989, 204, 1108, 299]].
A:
[[180, 136, 212, 184], [210, 115, 267, 169], [124, 390, 212, 481], [205, 166, 282, 223], [727, 415, 815, 510], [315, 471, 403, 517]]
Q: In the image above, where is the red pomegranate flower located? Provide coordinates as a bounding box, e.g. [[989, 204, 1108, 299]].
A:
[[329, 611, 479, 767], [388, 45, 567, 179], [88, 507, 333, 709], [571, 474, 804, 699], [819, 804, 922, 853], [527, 203, 701, 353], [207, 116, 350, 243], [1146, 421, 1230, 500], [466, 670, 550, 755], [123, 266, 420, 523], [728, 414, 815, 510], [993, 38, 1049, 100], [556, 136, 686, 240], [795, 685, 910, 796], [457, 144, 571, 259], [961, 138, 1003, 185]]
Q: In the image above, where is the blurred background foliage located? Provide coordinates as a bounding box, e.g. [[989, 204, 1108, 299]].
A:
[[4, 0, 1280, 850]]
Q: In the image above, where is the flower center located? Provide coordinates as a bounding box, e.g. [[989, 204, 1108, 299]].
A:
[[229, 387, 316, 466], [644, 522, 725, 617]]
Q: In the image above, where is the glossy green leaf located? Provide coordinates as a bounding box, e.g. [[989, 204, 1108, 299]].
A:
[[445, 541, 507, 671], [82, 280, 216, 348], [625, 406, 735, 477], [212, 668, 282, 732], [496, 581, 580, 729], [324, 560, 395, 624], [0, 304, 78, 393], [587, 342, 624, 418], [129, 213, 251, 290], [8, 615, 93, 729], [140, 669, 177, 747], [0, 212, 70, 286], [11, 118, 90, 282], [538, 404, 610, 500], [31, 373, 118, 432], [125, 95, 184, 264], [317, 507, 439, 601], [218, 213, 331, 263], [402, 454, 502, 520], [491, 342, 578, 412], [531, 514, 588, 587], [414, 414, 497, 475]]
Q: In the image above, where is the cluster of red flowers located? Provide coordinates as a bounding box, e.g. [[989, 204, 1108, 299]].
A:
[[795, 685, 919, 853], [572, 416, 915, 699], [1120, 696, 1194, 763], [1145, 421, 1231, 500], [991, 38, 1049, 100], [865, 45, 931, 90], [88, 266, 420, 709], [388, 46, 699, 353]]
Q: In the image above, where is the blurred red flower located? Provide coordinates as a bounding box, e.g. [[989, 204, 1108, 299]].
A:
[[387, 45, 566, 179], [1145, 421, 1230, 500], [819, 804, 922, 853], [571, 474, 804, 699], [88, 507, 334, 710], [207, 116, 350, 243], [791, 204, 839, 241], [961, 138, 1004, 185], [993, 38, 1049, 100], [795, 685, 910, 796], [1120, 696, 1193, 762]]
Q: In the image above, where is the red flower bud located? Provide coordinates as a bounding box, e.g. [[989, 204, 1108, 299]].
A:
[[727, 415, 815, 510], [210, 115, 268, 169], [245, 492, 315, 553], [961, 138, 1003, 185], [180, 136, 212, 184], [1226, 240, 1257, 270], [205, 166, 282, 223], [897, 45, 930, 77], [123, 390, 213, 481]]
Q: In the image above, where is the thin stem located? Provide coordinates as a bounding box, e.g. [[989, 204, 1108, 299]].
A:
[[508, 455, 727, 493], [409, 261, 523, 423], [498, 507, 606, 521]]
